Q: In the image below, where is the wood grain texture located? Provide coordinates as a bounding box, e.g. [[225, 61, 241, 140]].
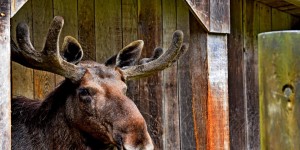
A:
[[0, 0, 11, 149], [207, 34, 229, 150], [242, 0, 261, 149], [184, 0, 230, 33], [184, 0, 209, 32], [228, 0, 246, 149], [162, 0, 180, 149], [95, 0, 122, 63], [53, 0, 78, 85], [176, 1, 196, 149], [32, 0, 55, 100], [209, 0, 230, 33], [137, 0, 163, 149], [190, 14, 209, 150], [78, 0, 95, 61], [259, 31, 300, 150], [11, 0, 34, 99], [256, 0, 300, 16], [272, 8, 293, 31]]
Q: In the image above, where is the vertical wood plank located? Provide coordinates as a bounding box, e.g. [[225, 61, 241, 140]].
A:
[[190, 14, 209, 150], [228, 0, 246, 149], [95, 0, 122, 63], [272, 8, 292, 31], [11, 0, 34, 99], [53, 0, 78, 85], [162, 0, 180, 149], [209, 0, 230, 33], [78, 0, 95, 61], [242, 0, 261, 149], [176, 0, 196, 149], [137, 0, 163, 149], [259, 3, 272, 33], [207, 34, 229, 150], [32, 0, 55, 100], [0, 0, 11, 149], [122, 0, 139, 105]]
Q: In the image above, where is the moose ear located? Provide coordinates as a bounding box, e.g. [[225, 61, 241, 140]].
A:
[[105, 40, 144, 67], [61, 36, 83, 64]]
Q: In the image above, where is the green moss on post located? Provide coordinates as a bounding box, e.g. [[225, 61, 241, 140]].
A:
[[259, 31, 300, 150]]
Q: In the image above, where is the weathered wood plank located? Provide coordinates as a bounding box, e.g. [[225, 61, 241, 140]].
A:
[[242, 0, 261, 149], [162, 0, 180, 149], [176, 1, 195, 149], [272, 8, 292, 31], [206, 34, 229, 150], [184, 0, 230, 33], [259, 2, 272, 33], [189, 13, 209, 150], [284, 0, 300, 7], [228, 0, 246, 149], [184, 0, 210, 32], [32, 0, 55, 100], [256, 0, 300, 16], [53, 0, 78, 85], [11, 0, 28, 17], [95, 0, 122, 63], [209, 0, 230, 33], [122, 0, 139, 106], [259, 31, 300, 150], [137, 0, 163, 149], [11, 0, 34, 99], [0, 0, 11, 149], [78, 0, 95, 61], [256, 0, 289, 7]]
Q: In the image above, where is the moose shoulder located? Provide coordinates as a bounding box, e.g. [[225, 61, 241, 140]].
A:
[[11, 16, 188, 150]]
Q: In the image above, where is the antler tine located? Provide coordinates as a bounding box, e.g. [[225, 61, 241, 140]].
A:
[[121, 30, 188, 80], [13, 16, 85, 82]]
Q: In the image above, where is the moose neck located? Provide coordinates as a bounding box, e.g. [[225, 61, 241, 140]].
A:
[[13, 80, 80, 148], [12, 80, 114, 149]]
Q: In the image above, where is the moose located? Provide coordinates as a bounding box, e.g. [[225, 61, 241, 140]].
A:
[[11, 16, 188, 150]]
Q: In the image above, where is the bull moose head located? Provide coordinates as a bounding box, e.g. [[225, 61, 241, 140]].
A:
[[11, 16, 188, 150]]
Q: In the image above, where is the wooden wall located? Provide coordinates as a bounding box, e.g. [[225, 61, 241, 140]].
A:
[[11, 0, 300, 149], [229, 0, 300, 149], [11, 0, 204, 149]]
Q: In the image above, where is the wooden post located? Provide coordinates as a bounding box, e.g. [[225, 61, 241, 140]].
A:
[[259, 31, 300, 149], [0, 0, 11, 149], [207, 34, 229, 150]]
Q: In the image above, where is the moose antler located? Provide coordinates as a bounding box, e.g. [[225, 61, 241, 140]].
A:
[[11, 16, 85, 81], [121, 30, 188, 80], [12, 16, 188, 82]]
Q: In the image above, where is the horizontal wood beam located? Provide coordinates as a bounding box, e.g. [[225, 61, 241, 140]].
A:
[[284, 0, 300, 7], [184, 0, 230, 34], [11, 0, 28, 17]]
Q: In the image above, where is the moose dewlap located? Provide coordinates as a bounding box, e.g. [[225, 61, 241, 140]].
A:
[[11, 16, 188, 150]]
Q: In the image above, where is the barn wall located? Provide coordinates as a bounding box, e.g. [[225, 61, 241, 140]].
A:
[[229, 0, 300, 149], [11, 0, 205, 149]]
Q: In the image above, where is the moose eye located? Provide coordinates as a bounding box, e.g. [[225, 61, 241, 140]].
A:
[[78, 88, 90, 96]]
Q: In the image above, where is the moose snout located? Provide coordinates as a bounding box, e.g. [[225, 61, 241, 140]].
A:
[[121, 132, 154, 150], [112, 113, 154, 150]]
